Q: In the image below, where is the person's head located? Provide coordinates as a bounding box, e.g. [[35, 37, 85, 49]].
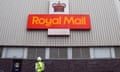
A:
[[37, 57, 42, 61]]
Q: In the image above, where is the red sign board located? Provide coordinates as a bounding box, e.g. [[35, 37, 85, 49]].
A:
[[27, 14, 91, 30]]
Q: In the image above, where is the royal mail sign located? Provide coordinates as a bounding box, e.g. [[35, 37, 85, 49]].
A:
[[27, 14, 91, 30]]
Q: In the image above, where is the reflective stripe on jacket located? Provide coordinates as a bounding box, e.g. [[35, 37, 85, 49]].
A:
[[35, 61, 44, 72]]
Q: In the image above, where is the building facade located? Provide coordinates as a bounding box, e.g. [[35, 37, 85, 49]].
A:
[[0, 0, 120, 72]]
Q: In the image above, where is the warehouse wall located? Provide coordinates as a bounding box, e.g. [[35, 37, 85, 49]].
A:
[[0, 59, 120, 72], [0, 0, 120, 46]]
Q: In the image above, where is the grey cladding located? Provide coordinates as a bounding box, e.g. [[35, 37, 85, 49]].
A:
[[0, 0, 120, 46]]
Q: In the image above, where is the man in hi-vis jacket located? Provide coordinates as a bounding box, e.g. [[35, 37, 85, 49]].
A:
[[35, 57, 45, 72]]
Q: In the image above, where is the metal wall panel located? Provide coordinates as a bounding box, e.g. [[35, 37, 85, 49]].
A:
[[0, 0, 120, 46]]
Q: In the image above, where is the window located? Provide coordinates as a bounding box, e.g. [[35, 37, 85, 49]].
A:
[[0, 48, 3, 57], [50, 48, 67, 59], [114, 47, 120, 58], [2, 48, 27, 59], [72, 48, 90, 59], [27, 48, 45, 59], [90, 48, 115, 59]]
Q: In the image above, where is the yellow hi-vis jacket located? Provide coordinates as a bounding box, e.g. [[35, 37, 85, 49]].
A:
[[35, 61, 44, 72]]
